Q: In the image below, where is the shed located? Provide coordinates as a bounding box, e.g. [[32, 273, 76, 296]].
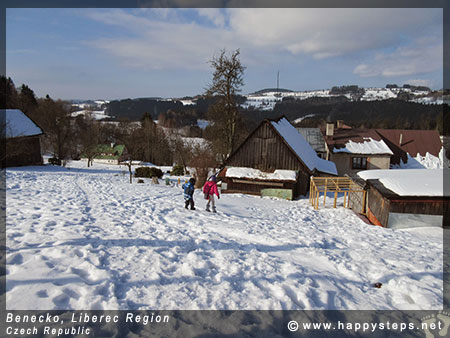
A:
[[218, 117, 337, 198], [357, 169, 449, 228], [2, 109, 43, 167]]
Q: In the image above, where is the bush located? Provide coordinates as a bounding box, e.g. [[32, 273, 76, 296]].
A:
[[170, 164, 185, 176], [135, 166, 163, 179], [48, 157, 62, 166]]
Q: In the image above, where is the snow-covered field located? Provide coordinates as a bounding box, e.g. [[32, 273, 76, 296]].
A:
[[5, 161, 443, 310]]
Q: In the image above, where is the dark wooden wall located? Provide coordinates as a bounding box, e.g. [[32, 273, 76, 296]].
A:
[[390, 199, 448, 215], [227, 123, 308, 172], [367, 181, 390, 227], [4, 136, 43, 167], [225, 122, 312, 196], [221, 177, 297, 196], [367, 179, 448, 227], [348, 180, 366, 214]]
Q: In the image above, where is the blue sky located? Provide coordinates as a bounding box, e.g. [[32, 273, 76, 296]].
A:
[[6, 8, 443, 100]]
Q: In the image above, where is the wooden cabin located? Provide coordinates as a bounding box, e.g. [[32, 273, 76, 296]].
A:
[[218, 117, 337, 199], [357, 169, 448, 228], [2, 109, 43, 167]]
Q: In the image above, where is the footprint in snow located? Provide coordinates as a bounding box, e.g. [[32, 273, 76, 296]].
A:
[[6, 253, 23, 265], [36, 290, 48, 298], [52, 294, 70, 309]]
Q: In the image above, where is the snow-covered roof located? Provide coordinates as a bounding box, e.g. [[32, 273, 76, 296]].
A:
[[225, 167, 297, 181], [5, 109, 43, 138], [270, 117, 337, 175], [357, 169, 446, 197], [391, 148, 449, 169], [333, 137, 393, 155]]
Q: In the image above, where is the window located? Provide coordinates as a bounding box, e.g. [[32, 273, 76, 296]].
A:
[[352, 157, 367, 169]]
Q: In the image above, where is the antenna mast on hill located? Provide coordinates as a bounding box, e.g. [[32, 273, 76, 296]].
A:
[[276, 70, 281, 98], [277, 70, 279, 93]]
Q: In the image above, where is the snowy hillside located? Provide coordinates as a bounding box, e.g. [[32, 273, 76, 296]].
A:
[[242, 87, 438, 111], [71, 110, 109, 120], [71, 100, 110, 120], [5, 162, 442, 310]]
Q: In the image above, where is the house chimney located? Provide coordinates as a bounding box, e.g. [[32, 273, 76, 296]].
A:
[[337, 120, 343, 129], [326, 122, 334, 137], [399, 133, 403, 145]]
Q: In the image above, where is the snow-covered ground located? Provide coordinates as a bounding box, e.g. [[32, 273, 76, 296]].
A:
[[5, 161, 442, 310]]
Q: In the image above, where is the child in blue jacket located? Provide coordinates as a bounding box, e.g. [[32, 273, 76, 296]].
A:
[[182, 177, 196, 210]]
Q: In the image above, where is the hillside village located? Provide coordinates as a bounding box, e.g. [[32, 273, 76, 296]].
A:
[[3, 75, 449, 230], [2, 76, 448, 311]]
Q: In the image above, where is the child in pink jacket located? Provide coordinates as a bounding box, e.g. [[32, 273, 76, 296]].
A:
[[203, 175, 220, 213]]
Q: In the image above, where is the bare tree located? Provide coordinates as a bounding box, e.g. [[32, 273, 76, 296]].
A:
[[205, 48, 246, 163], [79, 112, 101, 167], [168, 129, 194, 173], [33, 96, 74, 162], [118, 124, 142, 184], [188, 144, 218, 188]]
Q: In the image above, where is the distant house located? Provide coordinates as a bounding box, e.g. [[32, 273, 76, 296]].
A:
[[2, 109, 43, 167], [89, 144, 127, 164], [322, 120, 444, 176], [323, 121, 393, 176], [218, 117, 337, 199], [357, 169, 449, 228]]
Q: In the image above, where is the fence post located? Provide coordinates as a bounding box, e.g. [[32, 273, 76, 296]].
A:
[[362, 190, 367, 214]]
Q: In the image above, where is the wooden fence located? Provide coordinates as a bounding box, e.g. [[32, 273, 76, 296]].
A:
[[309, 176, 367, 214]]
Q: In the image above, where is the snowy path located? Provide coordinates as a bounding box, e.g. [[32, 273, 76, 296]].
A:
[[5, 162, 443, 310]]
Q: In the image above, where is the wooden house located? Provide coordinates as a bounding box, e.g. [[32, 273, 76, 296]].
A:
[[218, 117, 337, 199], [322, 120, 445, 176], [357, 169, 449, 228], [87, 144, 127, 164], [2, 109, 43, 167]]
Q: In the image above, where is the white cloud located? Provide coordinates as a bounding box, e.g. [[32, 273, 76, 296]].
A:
[[197, 8, 226, 27], [405, 79, 434, 88], [353, 40, 443, 78], [227, 8, 441, 58], [80, 8, 442, 73]]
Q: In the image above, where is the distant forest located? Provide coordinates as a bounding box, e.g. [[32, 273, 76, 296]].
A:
[[2, 74, 447, 136], [104, 95, 447, 135], [244, 97, 448, 135]]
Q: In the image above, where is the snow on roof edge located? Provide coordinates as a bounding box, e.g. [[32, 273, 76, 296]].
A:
[[5, 109, 43, 138], [270, 117, 337, 175], [333, 138, 393, 155], [225, 167, 298, 181]]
